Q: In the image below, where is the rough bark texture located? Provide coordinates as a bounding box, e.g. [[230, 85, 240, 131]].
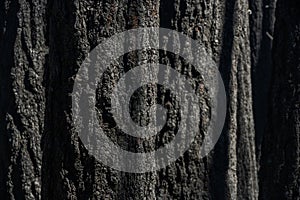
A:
[[0, 0, 47, 199], [0, 0, 299, 199], [43, 0, 258, 199]]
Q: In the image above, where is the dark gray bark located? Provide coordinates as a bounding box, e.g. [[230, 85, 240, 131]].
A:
[[0, 0, 47, 199], [0, 0, 298, 199], [42, 0, 258, 199]]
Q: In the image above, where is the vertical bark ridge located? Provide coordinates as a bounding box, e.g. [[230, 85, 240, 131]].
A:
[[0, 0, 47, 199]]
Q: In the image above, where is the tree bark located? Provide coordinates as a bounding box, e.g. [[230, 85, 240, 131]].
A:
[[0, 0, 298, 199], [249, 0, 277, 162], [42, 0, 258, 199], [259, 0, 300, 199], [0, 0, 47, 199]]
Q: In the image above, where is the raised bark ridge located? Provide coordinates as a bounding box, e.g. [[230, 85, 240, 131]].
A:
[[0, 0, 298, 199]]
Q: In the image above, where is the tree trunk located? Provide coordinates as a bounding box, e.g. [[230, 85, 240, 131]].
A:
[[0, 0, 47, 199], [249, 0, 277, 162], [40, 0, 258, 199], [0, 0, 298, 199], [259, 0, 300, 199]]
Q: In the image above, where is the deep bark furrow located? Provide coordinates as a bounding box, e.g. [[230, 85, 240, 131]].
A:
[[1, 0, 299, 199], [259, 0, 300, 199]]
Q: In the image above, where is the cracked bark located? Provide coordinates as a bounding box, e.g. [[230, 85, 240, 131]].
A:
[[0, 0, 297, 199], [0, 0, 47, 199]]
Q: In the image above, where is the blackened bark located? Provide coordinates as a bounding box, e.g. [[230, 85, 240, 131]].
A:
[[259, 0, 300, 199], [249, 0, 277, 162], [0, 0, 47, 199]]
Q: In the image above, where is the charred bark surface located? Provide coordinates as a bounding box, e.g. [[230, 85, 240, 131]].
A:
[[249, 0, 277, 162], [259, 0, 300, 199]]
